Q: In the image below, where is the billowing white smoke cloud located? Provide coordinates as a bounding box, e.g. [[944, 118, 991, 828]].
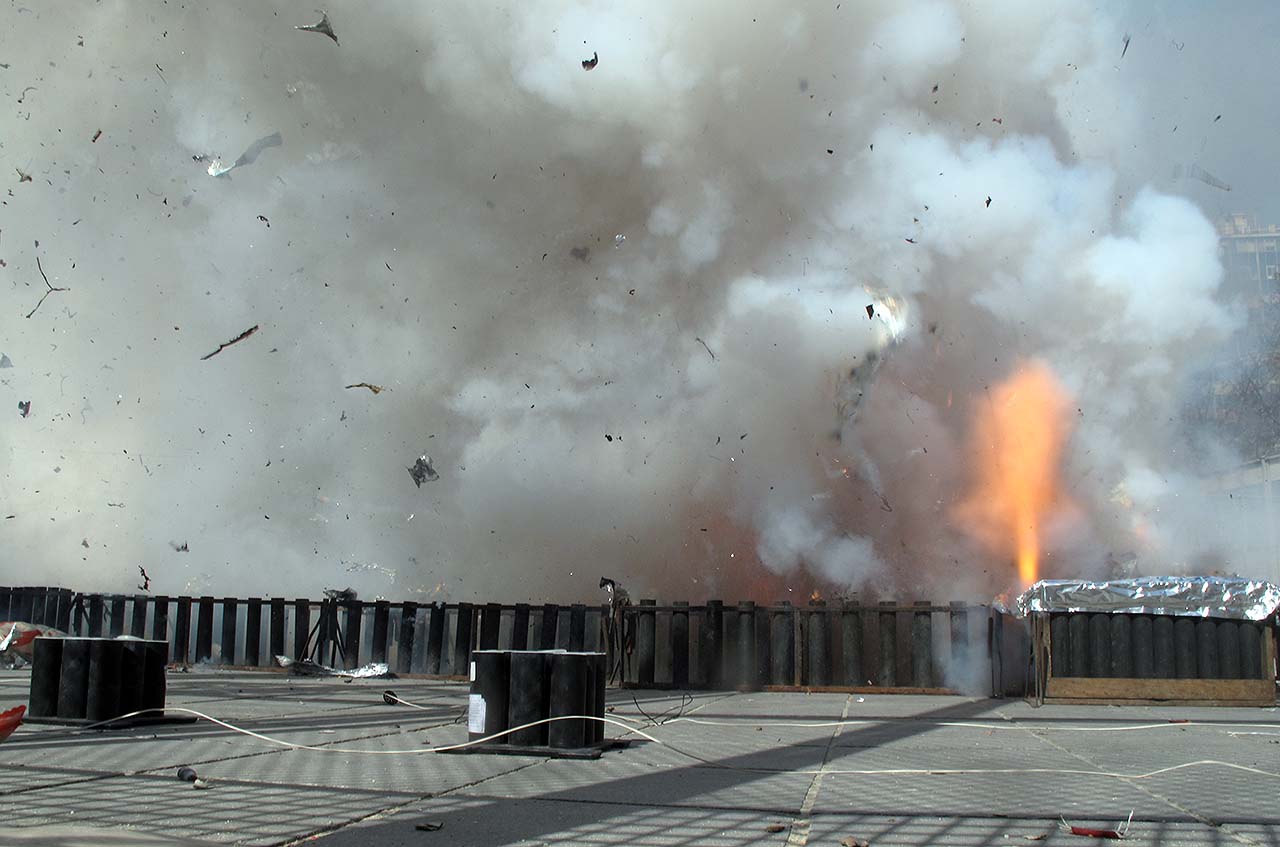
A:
[[0, 1, 1247, 602]]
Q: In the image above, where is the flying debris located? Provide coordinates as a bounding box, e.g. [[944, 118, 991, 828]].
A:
[[201, 324, 259, 360], [323, 587, 357, 602], [17, 401, 31, 418], [170, 541, 189, 552], [695, 337, 716, 360], [257, 215, 270, 227], [582, 51, 599, 70], [985, 196, 992, 207], [1121, 34, 1130, 59], [0, 354, 12, 368], [91, 129, 102, 143], [25, 256, 70, 319], [407, 455, 439, 487], [275, 655, 392, 678], [344, 382, 387, 394], [137, 566, 152, 592], [195, 132, 283, 178], [296, 11, 338, 44], [16, 168, 31, 183], [1174, 163, 1231, 191], [865, 304, 874, 319]]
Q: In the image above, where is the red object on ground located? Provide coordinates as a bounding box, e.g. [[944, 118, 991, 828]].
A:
[[0, 705, 25, 742], [1068, 825, 1123, 838]]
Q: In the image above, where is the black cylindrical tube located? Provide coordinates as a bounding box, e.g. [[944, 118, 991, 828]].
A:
[[142, 640, 168, 712], [841, 604, 863, 686], [807, 603, 830, 686], [1049, 615, 1070, 678], [539, 604, 559, 649], [468, 651, 510, 743], [454, 603, 474, 674], [1173, 618, 1197, 679], [591, 653, 607, 743], [511, 604, 530, 650], [1195, 619, 1219, 679], [771, 603, 794, 685], [130, 595, 148, 638], [1217, 620, 1241, 679], [1109, 614, 1133, 678], [737, 601, 758, 690], [637, 600, 657, 687], [88, 595, 104, 637], [755, 605, 771, 687], [425, 603, 445, 674], [1239, 622, 1263, 680], [245, 599, 263, 668], [86, 639, 123, 723], [568, 605, 587, 652], [877, 602, 896, 686], [479, 603, 502, 651], [1153, 616, 1175, 678], [548, 653, 587, 749], [118, 640, 145, 717], [671, 602, 690, 688], [507, 652, 549, 746], [195, 597, 215, 663], [1131, 615, 1155, 679], [370, 601, 390, 664], [396, 602, 418, 675], [1068, 613, 1089, 677], [57, 638, 91, 719], [705, 601, 724, 688], [220, 598, 238, 665], [268, 598, 286, 660], [151, 595, 169, 643], [1087, 614, 1110, 677], [911, 602, 932, 688], [28, 637, 62, 718]]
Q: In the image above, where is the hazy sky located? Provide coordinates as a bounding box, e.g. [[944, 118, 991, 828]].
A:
[[1, 1, 1274, 602]]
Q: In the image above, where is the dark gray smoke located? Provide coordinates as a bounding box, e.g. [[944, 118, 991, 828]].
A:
[[0, 2, 1270, 602]]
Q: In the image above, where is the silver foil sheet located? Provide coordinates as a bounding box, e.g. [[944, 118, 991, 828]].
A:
[[1014, 576, 1280, 621]]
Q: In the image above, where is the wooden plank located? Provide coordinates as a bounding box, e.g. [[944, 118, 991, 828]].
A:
[[1046, 676, 1274, 705]]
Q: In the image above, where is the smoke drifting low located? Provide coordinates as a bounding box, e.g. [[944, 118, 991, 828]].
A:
[[0, 1, 1259, 602]]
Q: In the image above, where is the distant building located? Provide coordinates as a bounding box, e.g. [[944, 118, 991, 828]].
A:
[[1218, 213, 1280, 298]]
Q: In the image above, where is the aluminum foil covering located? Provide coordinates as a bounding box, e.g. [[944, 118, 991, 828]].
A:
[[1014, 576, 1280, 621]]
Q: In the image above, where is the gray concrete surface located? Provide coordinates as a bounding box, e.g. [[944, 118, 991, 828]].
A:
[[0, 671, 1276, 846]]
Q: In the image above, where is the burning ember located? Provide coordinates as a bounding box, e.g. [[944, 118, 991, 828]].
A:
[[955, 362, 1076, 588]]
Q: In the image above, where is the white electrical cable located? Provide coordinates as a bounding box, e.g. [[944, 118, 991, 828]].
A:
[[48, 707, 1280, 783], [666, 717, 1280, 733]]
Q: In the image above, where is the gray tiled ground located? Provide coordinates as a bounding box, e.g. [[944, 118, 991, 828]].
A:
[[0, 671, 1276, 846]]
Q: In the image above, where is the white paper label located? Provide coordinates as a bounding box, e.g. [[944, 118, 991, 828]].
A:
[[467, 694, 486, 734], [469, 660, 476, 682]]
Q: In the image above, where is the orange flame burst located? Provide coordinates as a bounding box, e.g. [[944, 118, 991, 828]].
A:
[[955, 361, 1075, 588]]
